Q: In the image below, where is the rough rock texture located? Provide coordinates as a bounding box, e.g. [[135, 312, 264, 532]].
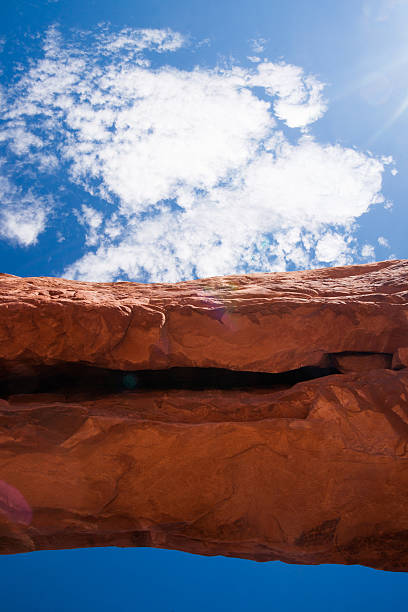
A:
[[1, 259, 408, 571]]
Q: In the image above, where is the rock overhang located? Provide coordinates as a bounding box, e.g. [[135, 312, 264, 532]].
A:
[[1, 258, 408, 374], [0, 260, 408, 569]]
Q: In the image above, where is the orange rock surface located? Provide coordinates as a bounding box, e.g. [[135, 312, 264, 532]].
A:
[[0, 259, 408, 570]]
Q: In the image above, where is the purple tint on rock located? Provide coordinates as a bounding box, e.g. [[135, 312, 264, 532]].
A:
[[0, 480, 32, 525], [220, 311, 238, 331], [197, 287, 239, 330], [206, 306, 226, 322]]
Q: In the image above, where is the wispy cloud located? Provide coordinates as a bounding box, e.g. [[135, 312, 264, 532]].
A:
[[74, 204, 104, 247], [378, 235, 390, 247], [0, 25, 394, 281], [364, 0, 408, 22], [0, 170, 49, 246], [97, 26, 186, 54], [250, 37, 267, 54]]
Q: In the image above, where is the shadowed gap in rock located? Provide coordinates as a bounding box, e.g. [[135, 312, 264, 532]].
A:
[[0, 363, 341, 398]]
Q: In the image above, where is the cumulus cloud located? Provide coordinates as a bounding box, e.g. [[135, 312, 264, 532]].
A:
[[315, 233, 351, 264], [0, 26, 393, 281]]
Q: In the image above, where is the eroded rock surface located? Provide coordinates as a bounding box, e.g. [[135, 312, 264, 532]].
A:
[[0, 259, 408, 570]]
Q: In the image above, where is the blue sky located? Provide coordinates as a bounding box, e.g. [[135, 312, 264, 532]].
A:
[[1, 0, 408, 281], [1, 0, 408, 609]]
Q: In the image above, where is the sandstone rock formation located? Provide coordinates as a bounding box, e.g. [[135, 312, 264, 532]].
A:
[[0, 259, 408, 571]]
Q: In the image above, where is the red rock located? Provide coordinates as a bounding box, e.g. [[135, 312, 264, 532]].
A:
[[331, 352, 392, 373], [0, 259, 408, 570]]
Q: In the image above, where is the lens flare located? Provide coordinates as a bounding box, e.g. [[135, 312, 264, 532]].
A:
[[198, 283, 240, 331], [122, 373, 138, 389], [0, 480, 32, 525]]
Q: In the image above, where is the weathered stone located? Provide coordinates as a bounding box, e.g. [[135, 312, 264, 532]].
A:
[[392, 347, 408, 369], [0, 259, 408, 570], [331, 352, 392, 373]]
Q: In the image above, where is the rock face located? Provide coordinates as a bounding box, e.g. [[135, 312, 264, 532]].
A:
[[0, 259, 408, 571]]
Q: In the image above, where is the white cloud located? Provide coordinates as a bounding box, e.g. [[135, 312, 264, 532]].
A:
[[64, 131, 385, 282], [196, 38, 211, 48], [99, 27, 186, 54], [0, 26, 392, 280], [75, 204, 104, 246], [315, 233, 351, 264], [0, 172, 49, 246], [361, 243, 375, 258], [0, 205, 47, 246], [378, 235, 390, 247], [250, 38, 267, 54], [247, 62, 327, 128], [65, 75, 272, 213], [0, 126, 43, 155]]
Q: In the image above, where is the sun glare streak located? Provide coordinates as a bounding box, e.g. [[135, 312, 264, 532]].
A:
[[368, 94, 408, 143], [331, 52, 408, 105]]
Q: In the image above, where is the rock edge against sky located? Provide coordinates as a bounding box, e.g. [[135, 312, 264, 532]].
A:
[[0, 259, 408, 571]]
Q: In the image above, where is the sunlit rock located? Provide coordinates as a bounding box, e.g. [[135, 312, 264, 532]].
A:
[[0, 259, 408, 571]]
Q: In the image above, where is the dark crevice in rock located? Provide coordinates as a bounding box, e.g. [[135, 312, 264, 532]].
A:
[[0, 351, 396, 400], [0, 363, 342, 399]]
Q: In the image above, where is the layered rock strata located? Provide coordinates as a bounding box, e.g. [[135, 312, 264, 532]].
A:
[[0, 259, 408, 571]]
